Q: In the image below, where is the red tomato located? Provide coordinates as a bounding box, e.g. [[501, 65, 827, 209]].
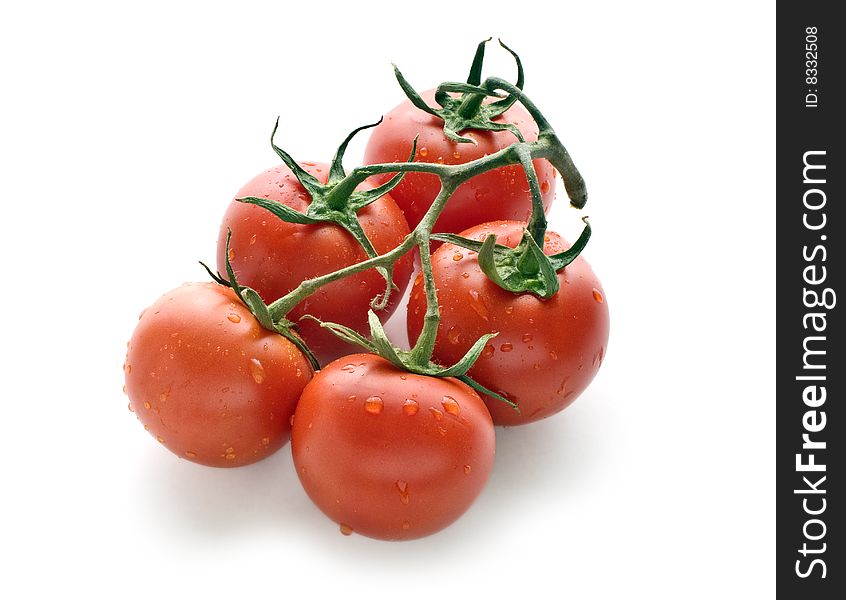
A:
[[292, 354, 495, 540], [407, 221, 610, 425], [217, 161, 413, 365], [363, 89, 555, 234], [124, 282, 313, 467]]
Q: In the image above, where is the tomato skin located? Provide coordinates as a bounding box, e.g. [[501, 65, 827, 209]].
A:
[[125, 282, 313, 467], [407, 221, 610, 425], [363, 88, 556, 234], [292, 354, 495, 540], [217, 162, 413, 365]]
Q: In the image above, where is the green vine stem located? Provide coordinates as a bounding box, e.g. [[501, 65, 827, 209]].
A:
[[219, 74, 590, 408]]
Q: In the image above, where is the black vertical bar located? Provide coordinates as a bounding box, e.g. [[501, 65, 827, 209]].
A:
[[777, 3, 843, 597]]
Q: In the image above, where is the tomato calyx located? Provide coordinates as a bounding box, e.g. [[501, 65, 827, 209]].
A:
[[201, 231, 321, 370], [304, 311, 518, 411], [392, 38, 526, 145], [237, 118, 417, 310]]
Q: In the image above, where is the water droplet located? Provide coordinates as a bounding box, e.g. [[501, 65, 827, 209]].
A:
[[593, 288, 604, 303], [347, 395, 357, 403], [124, 363, 132, 374], [156, 435, 165, 443], [402, 521, 411, 530], [227, 313, 241, 323], [122, 385, 128, 395], [504, 306, 514, 315], [541, 180, 551, 194], [365, 396, 384, 414], [396, 479, 409, 503], [339, 523, 354, 536], [261, 437, 270, 445], [143, 401, 151, 410], [429, 407, 443, 421], [463, 464, 472, 475], [249, 234, 257, 245], [461, 272, 470, 279], [341, 363, 357, 373], [228, 247, 236, 261], [452, 252, 463, 261], [557, 376, 571, 395], [452, 151, 461, 159], [185, 451, 197, 459], [127, 402, 133, 412], [441, 396, 460, 416], [249, 358, 266, 383], [522, 333, 533, 343], [359, 280, 368, 290], [533, 363, 541, 371], [403, 399, 419, 415], [289, 413, 296, 426], [225, 452, 236, 460], [418, 147, 429, 157], [500, 343, 514, 353], [468, 289, 489, 320], [549, 351, 559, 361], [159, 391, 169, 402], [447, 326, 461, 345], [399, 375, 407, 380], [482, 345, 494, 358]]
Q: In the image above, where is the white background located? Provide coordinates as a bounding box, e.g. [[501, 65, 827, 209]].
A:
[[1, 1, 774, 598]]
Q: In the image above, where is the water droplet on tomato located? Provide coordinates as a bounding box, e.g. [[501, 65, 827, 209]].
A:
[[347, 395, 357, 403], [124, 363, 132, 374], [227, 313, 241, 323], [468, 289, 489, 320], [429, 407, 444, 421], [418, 147, 429, 157], [339, 523, 354, 536], [402, 521, 411, 530], [143, 401, 151, 410], [452, 151, 461, 159], [249, 234, 257, 245], [396, 481, 410, 504], [592, 288, 604, 303], [461, 272, 470, 279], [452, 252, 463, 261], [156, 435, 165, 443], [541, 180, 550, 194], [122, 385, 128, 395], [441, 396, 460, 416], [549, 351, 558, 361], [225, 452, 236, 460], [228, 247, 236, 261], [557, 376, 570, 395], [463, 464, 472, 475], [365, 396, 384, 414], [289, 413, 295, 426], [447, 326, 461, 345], [522, 333, 533, 343], [500, 343, 513, 353], [533, 363, 541, 371], [482, 345, 494, 359], [127, 402, 133, 412], [403, 399, 419, 415], [185, 451, 197, 459], [399, 375, 407, 380], [504, 306, 514, 315], [341, 363, 357, 373], [359, 280, 368, 290], [249, 358, 265, 383]]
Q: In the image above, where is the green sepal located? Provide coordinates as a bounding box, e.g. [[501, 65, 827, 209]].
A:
[[237, 119, 415, 315], [457, 375, 519, 412], [391, 40, 526, 144], [200, 230, 320, 371], [549, 217, 591, 271], [429, 332, 497, 378], [308, 312, 516, 409]]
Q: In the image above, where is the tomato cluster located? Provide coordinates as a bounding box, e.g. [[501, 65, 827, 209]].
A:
[[124, 41, 609, 541]]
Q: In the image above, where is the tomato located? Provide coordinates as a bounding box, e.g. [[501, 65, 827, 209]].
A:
[[407, 221, 610, 425], [124, 282, 313, 467], [217, 161, 413, 365], [363, 88, 555, 234], [291, 353, 495, 540]]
